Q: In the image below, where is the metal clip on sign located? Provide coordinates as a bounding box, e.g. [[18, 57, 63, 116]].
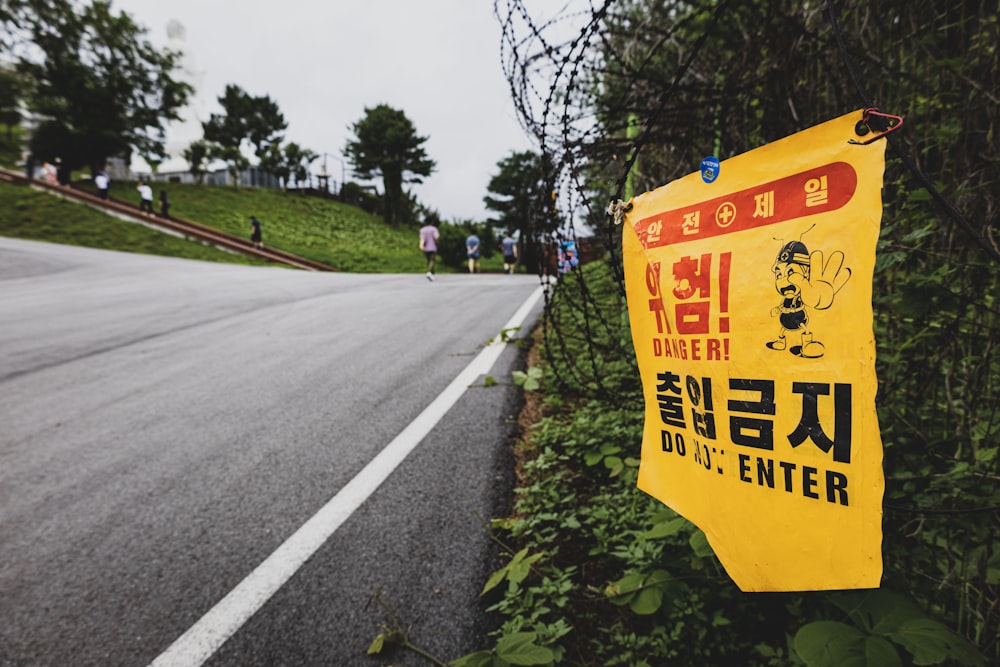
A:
[[849, 107, 904, 145]]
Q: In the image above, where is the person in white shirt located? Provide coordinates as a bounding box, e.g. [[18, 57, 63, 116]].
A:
[[137, 182, 154, 213], [94, 171, 109, 200]]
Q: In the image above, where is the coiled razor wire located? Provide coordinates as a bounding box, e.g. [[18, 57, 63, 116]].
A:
[[494, 0, 999, 401]]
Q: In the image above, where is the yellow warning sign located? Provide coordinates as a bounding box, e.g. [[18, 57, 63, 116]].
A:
[[623, 110, 885, 591]]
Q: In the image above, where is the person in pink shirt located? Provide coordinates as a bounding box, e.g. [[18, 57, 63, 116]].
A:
[[418, 214, 440, 281]]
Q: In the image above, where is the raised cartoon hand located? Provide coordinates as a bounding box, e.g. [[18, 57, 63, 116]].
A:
[[787, 250, 851, 310]]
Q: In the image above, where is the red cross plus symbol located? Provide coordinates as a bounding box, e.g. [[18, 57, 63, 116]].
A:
[[715, 201, 736, 227]]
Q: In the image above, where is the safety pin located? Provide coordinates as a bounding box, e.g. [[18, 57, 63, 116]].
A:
[[849, 107, 904, 145]]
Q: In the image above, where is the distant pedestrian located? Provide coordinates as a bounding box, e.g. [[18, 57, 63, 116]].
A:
[[159, 190, 170, 218], [137, 181, 154, 213], [250, 215, 263, 249], [418, 215, 440, 281], [465, 233, 481, 273], [42, 161, 57, 185], [25, 155, 34, 180], [94, 170, 109, 200], [558, 239, 579, 274], [501, 233, 518, 274]]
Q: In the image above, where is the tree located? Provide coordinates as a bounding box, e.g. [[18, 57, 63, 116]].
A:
[[182, 139, 211, 184], [4, 0, 190, 178], [285, 143, 317, 189], [202, 84, 287, 186], [344, 104, 435, 226], [484, 150, 551, 272], [202, 85, 252, 185], [245, 94, 286, 159], [258, 141, 316, 191]]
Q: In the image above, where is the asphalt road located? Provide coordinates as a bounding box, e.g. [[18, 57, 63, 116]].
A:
[[0, 237, 544, 666]]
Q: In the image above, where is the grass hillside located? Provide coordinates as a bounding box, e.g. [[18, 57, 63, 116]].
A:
[[95, 180, 431, 273], [0, 179, 268, 266], [0, 173, 466, 272], [0, 129, 404, 271]]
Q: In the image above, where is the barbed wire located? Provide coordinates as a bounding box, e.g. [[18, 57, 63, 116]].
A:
[[496, 0, 998, 392]]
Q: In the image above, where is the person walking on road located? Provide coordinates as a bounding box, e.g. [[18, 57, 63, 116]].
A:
[[465, 233, 481, 273], [501, 233, 518, 274], [137, 181, 154, 213], [250, 216, 263, 249], [419, 215, 440, 281]]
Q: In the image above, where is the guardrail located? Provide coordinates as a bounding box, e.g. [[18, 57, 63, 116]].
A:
[[0, 168, 337, 272]]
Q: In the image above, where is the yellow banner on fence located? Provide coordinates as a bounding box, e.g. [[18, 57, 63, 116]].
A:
[[623, 111, 885, 592]]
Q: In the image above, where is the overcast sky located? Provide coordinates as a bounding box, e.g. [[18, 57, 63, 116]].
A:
[[110, 0, 536, 222]]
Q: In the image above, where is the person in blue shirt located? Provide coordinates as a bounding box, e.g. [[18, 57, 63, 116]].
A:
[[466, 233, 481, 273], [501, 234, 518, 274]]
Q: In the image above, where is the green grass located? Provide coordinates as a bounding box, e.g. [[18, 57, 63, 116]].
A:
[[0, 180, 269, 266], [95, 179, 449, 273]]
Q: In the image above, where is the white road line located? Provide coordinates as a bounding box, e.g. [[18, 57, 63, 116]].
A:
[[148, 284, 545, 667]]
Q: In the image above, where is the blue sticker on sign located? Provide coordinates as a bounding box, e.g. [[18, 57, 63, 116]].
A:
[[700, 156, 720, 183]]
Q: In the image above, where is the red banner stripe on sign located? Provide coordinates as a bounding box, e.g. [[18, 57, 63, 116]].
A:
[[634, 162, 858, 249]]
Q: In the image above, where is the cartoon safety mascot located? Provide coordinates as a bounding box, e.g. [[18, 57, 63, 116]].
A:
[[766, 235, 850, 359]]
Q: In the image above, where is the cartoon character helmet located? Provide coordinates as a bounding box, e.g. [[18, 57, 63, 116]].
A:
[[775, 240, 809, 266]]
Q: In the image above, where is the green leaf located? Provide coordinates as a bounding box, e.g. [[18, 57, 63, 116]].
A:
[[507, 549, 543, 584], [513, 367, 543, 391], [830, 590, 922, 635], [367, 633, 386, 655], [688, 529, 715, 558], [482, 565, 510, 596], [641, 517, 688, 540], [974, 446, 997, 464], [630, 584, 664, 614], [889, 618, 985, 666], [606, 572, 645, 604], [481, 548, 542, 595], [450, 651, 497, 667], [499, 326, 521, 342], [495, 632, 555, 665], [367, 629, 404, 655], [646, 569, 671, 587], [604, 455, 624, 477], [864, 636, 902, 667], [794, 621, 866, 667]]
